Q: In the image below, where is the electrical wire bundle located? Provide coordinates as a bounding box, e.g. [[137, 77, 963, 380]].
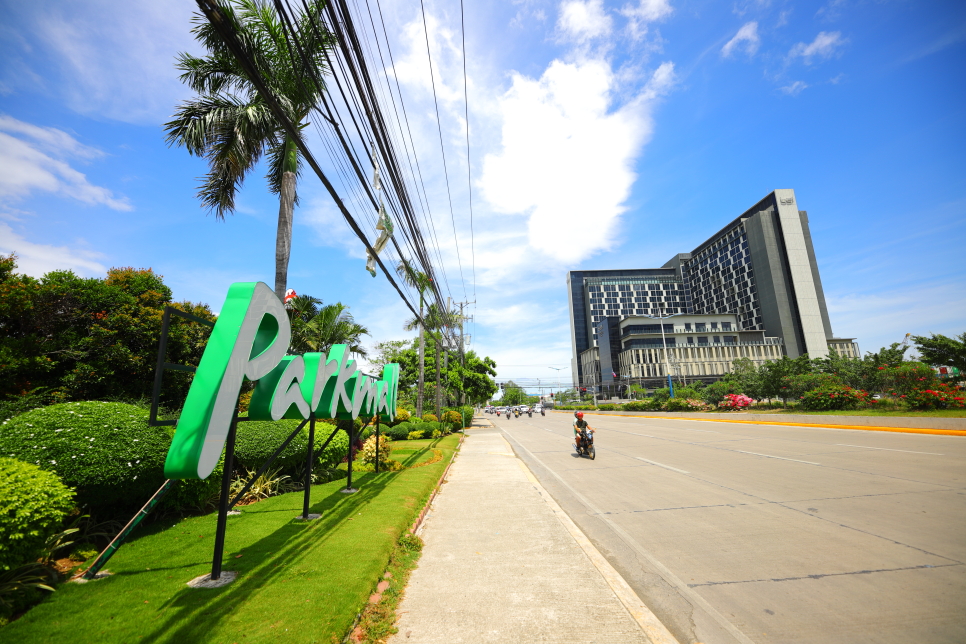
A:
[[193, 0, 476, 337]]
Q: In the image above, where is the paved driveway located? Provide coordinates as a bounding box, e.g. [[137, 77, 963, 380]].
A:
[[494, 412, 966, 644]]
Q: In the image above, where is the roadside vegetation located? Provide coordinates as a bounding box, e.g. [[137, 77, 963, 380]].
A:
[[550, 335, 966, 416]]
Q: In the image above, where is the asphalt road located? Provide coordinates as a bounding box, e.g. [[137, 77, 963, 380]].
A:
[[490, 411, 966, 644]]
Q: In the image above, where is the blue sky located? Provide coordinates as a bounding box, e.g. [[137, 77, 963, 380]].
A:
[[1, 0, 964, 387]]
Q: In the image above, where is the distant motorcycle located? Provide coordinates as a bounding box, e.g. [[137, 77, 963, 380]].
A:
[[540, 409, 545, 416], [527, 410, 532, 418]]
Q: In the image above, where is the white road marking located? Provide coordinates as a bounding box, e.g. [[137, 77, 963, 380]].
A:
[[734, 450, 820, 465], [634, 457, 690, 474], [836, 444, 944, 456]]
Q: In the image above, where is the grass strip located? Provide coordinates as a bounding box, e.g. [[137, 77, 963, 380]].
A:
[[350, 533, 424, 644], [2, 435, 460, 644]]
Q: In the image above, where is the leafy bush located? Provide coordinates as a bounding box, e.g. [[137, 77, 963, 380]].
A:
[[0, 402, 171, 517], [882, 362, 941, 397], [441, 410, 462, 425], [162, 457, 224, 514], [360, 435, 392, 465], [393, 408, 411, 424], [229, 467, 296, 505], [798, 386, 867, 411], [623, 399, 658, 411], [903, 384, 966, 410], [781, 373, 839, 400], [0, 458, 76, 571], [431, 429, 442, 438], [407, 430, 425, 440], [701, 380, 741, 406], [234, 420, 346, 477], [421, 413, 438, 422], [664, 398, 708, 411], [386, 422, 412, 441], [597, 404, 618, 411], [718, 394, 754, 410]]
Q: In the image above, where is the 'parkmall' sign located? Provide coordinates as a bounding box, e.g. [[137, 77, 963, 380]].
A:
[[164, 282, 399, 480]]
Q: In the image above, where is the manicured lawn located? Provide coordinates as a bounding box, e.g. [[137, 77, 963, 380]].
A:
[[3, 435, 459, 644]]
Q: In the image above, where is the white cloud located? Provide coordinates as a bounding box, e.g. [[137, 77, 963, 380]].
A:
[[620, 0, 673, 39], [779, 80, 808, 95], [828, 281, 966, 358], [0, 115, 132, 210], [4, 1, 200, 124], [0, 223, 107, 278], [479, 59, 675, 264], [557, 0, 614, 43], [721, 22, 760, 58], [788, 31, 847, 64]]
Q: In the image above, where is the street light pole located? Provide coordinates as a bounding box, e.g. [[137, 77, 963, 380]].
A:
[[641, 306, 682, 398]]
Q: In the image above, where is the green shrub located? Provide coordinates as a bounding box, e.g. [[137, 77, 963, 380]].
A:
[[360, 435, 392, 465], [622, 400, 657, 411], [799, 385, 868, 411], [386, 422, 412, 441], [441, 410, 462, 425], [0, 402, 171, 517], [234, 420, 346, 476], [431, 429, 442, 439], [701, 380, 740, 406], [407, 430, 425, 440], [663, 398, 692, 412], [162, 457, 224, 514], [903, 384, 966, 410], [0, 458, 76, 571], [393, 408, 411, 424]]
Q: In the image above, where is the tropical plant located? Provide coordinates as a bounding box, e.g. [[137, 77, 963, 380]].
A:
[[164, 0, 334, 300], [360, 435, 392, 465], [396, 260, 433, 417], [912, 332, 966, 377], [798, 385, 869, 411], [289, 300, 369, 357], [404, 301, 462, 418]]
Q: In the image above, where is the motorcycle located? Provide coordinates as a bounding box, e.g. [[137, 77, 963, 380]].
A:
[[574, 428, 596, 460], [496, 410, 501, 417], [540, 409, 545, 416], [527, 410, 532, 418]]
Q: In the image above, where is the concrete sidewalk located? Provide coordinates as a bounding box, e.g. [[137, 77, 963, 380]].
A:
[[389, 421, 678, 644]]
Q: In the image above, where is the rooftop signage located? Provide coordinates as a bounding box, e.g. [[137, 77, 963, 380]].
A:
[[163, 282, 398, 480]]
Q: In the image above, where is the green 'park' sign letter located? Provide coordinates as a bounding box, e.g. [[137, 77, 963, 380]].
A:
[[164, 282, 399, 479]]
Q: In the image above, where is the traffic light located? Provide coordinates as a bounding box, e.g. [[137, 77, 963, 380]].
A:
[[550, 392, 554, 398]]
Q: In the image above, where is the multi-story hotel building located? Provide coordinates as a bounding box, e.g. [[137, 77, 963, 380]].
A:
[[567, 189, 859, 390]]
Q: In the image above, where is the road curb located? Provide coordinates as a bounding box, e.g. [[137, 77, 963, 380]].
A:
[[551, 410, 966, 436], [504, 435, 681, 644]]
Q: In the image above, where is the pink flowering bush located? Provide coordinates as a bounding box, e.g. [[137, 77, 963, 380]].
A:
[[718, 394, 753, 410]]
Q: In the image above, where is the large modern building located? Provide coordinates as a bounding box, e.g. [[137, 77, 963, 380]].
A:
[[567, 189, 859, 390]]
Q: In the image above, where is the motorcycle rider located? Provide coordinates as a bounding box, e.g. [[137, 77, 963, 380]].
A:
[[573, 412, 594, 452]]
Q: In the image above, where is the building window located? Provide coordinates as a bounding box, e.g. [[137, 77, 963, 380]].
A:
[[713, 336, 720, 343], [687, 337, 694, 344], [698, 337, 708, 345], [711, 322, 718, 330], [684, 323, 692, 331], [696, 323, 706, 331], [722, 322, 732, 331]]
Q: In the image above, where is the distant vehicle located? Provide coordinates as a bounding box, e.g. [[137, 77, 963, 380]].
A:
[[533, 404, 543, 412], [519, 406, 530, 413]]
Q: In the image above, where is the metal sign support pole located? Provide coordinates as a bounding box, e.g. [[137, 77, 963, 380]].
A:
[[211, 411, 238, 580], [344, 424, 357, 493], [301, 413, 316, 519], [375, 415, 380, 473]]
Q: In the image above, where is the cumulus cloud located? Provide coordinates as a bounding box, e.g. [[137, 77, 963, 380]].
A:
[[0, 222, 107, 278], [788, 31, 847, 63], [557, 0, 613, 43], [479, 59, 675, 264], [721, 22, 760, 58], [0, 115, 132, 210], [779, 80, 808, 95], [620, 0, 673, 39]]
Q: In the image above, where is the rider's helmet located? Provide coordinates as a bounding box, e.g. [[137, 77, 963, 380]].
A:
[[576, 412, 584, 420]]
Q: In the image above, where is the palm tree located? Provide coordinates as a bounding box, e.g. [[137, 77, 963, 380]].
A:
[[404, 302, 462, 418], [291, 301, 369, 357], [164, 0, 333, 301], [396, 260, 432, 417]]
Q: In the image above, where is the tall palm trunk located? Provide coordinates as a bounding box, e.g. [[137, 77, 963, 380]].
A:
[[274, 135, 298, 301], [435, 336, 442, 419], [417, 294, 425, 418]]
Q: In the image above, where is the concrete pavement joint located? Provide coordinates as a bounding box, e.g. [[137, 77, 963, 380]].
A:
[[506, 437, 682, 644], [688, 562, 964, 588]]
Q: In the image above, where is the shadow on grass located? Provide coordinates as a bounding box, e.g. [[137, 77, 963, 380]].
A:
[[130, 469, 404, 644]]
